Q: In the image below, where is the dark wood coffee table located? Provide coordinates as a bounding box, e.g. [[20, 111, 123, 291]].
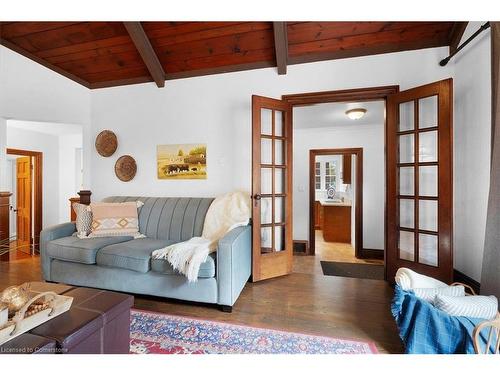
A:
[[0, 282, 133, 354]]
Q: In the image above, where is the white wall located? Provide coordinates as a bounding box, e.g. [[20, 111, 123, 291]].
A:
[[0, 117, 7, 191], [0, 46, 91, 190], [59, 134, 83, 222], [6, 126, 60, 228], [293, 124, 385, 249], [90, 47, 452, 202], [451, 22, 492, 281]]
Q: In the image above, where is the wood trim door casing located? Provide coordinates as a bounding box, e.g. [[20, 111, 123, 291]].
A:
[[282, 85, 400, 106], [282, 85, 400, 279], [309, 148, 363, 257], [6, 148, 43, 252]]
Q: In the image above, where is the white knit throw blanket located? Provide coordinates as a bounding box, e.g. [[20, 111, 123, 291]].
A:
[[152, 191, 251, 282]]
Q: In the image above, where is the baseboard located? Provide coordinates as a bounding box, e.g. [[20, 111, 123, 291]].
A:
[[293, 240, 309, 255], [453, 269, 480, 294], [359, 248, 384, 260]]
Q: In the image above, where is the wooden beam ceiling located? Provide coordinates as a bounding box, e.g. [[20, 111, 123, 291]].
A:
[[123, 22, 165, 88], [0, 22, 462, 89], [448, 22, 468, 54], [273, 22, 288, 75]]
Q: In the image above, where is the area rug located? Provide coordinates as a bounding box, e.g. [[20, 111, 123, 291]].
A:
[[320, 261, 384, 280], [129, 309, 377, 354]]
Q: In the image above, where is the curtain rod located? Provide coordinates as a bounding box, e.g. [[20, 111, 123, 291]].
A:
[[440, 22, 491, 66]]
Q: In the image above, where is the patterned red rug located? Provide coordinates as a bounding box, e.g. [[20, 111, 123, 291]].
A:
[[130, 309, 378, 354]]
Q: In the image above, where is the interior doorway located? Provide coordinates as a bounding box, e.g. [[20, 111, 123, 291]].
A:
[[309, 148, 363, 259], [6, 148, 42, 258]]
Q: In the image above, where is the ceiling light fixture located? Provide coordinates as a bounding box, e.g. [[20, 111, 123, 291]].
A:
[[345, 108, 367, 120]]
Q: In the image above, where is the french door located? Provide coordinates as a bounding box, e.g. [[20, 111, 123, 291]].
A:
[[386, 79, 453, 283], [251, 95, 293, 281]]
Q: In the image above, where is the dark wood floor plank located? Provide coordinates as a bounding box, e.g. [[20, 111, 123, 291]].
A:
[[0, 256, 403, 353]]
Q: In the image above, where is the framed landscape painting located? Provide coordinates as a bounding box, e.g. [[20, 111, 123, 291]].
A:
[[157, 144, 207, 179]]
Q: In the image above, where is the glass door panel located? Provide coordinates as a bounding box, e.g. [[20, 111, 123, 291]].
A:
[[261, 138, 272, 164], [274, 110, 283, 137], [274, 226, 285, 252], [275, 139, 284, 165], [419, 234, 438, 266], [419, 166, 438, 197], [261, 109, 273, 135], [399, 167, 414, 195], [261, 198, 272, 224], [419, 200, 438, 232], [399, 101, 414, 131], [261, 168, 272, 194], [419, 131, 438, 162], [399, 231, 415, 261], [399, 134, 414, 163], [274, 197, 284, 223], [261, 227, 272, 252], [399, 199, 415, 228], [418, 96, 438, 129], [274, 168, 285, 194]]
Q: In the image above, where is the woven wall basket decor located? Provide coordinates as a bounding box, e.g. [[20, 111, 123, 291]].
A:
[[95, 130, 118, 157], [115, 155, 137, 182]]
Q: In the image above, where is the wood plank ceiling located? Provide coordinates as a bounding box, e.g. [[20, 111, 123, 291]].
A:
[[0, 21, 467, 89]]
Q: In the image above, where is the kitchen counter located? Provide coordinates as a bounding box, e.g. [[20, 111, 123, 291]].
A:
[[320, 201, 352, 243], [319, 200, 352, 207]]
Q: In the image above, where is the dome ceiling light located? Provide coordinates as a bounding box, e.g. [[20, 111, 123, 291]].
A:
[[345, 108, 367, 120]]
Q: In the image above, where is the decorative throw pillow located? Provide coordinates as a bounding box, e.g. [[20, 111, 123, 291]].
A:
[[88, 201, 143, 238], [73, 203, 93, 237], [412, 285, 466, 303], [434, 294, 498, 320]]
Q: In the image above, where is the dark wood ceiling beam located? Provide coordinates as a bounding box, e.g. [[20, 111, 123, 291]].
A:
[[123, 22, 165, 88], [288, 38, 450, 66], [89, 60, 274, 89], [273, 22, 288, 75], [449, 22, 468, 54]]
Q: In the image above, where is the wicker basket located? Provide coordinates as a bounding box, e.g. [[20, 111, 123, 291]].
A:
[[115, 155, 137, 182], [95, 130, 118, 157]]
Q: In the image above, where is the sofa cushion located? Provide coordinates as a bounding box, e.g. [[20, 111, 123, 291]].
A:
[[96, 238, 174, 273], [101, 197, 214, 242], [151, 253, 216, 279], [47, 236, 133, 264]]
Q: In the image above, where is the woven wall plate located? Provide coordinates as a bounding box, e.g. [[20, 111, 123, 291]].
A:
[[95, 130, 118, 157], [115, 155, 137, 182]]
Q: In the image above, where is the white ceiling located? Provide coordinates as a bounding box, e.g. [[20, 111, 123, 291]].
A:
[[293, 100, 385, 129], [7, 119, 83, 136]]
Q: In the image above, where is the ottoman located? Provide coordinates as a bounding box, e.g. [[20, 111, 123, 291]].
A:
[[1, 282, 133, 354]]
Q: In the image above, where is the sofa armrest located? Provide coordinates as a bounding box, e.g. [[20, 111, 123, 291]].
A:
[[216, 225, 252, 307], [40, 222, 76, 281]]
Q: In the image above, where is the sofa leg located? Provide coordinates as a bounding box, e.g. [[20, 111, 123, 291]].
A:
[[220, 305, 232, 313]]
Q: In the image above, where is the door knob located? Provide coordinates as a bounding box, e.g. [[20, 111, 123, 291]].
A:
[[253, 194, 261, 207]]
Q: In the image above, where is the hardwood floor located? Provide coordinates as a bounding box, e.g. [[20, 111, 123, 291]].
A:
[[0, 254, 403, 354], [293, 230, 384, 274]]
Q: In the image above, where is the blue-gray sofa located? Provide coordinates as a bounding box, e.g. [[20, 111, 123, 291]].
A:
[[40, 196, 252, 312]]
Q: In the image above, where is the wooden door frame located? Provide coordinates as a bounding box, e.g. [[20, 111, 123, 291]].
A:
[[309, 148, 363, 258], [6, 148, 42, 252], [281, 85, 400, 275]]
